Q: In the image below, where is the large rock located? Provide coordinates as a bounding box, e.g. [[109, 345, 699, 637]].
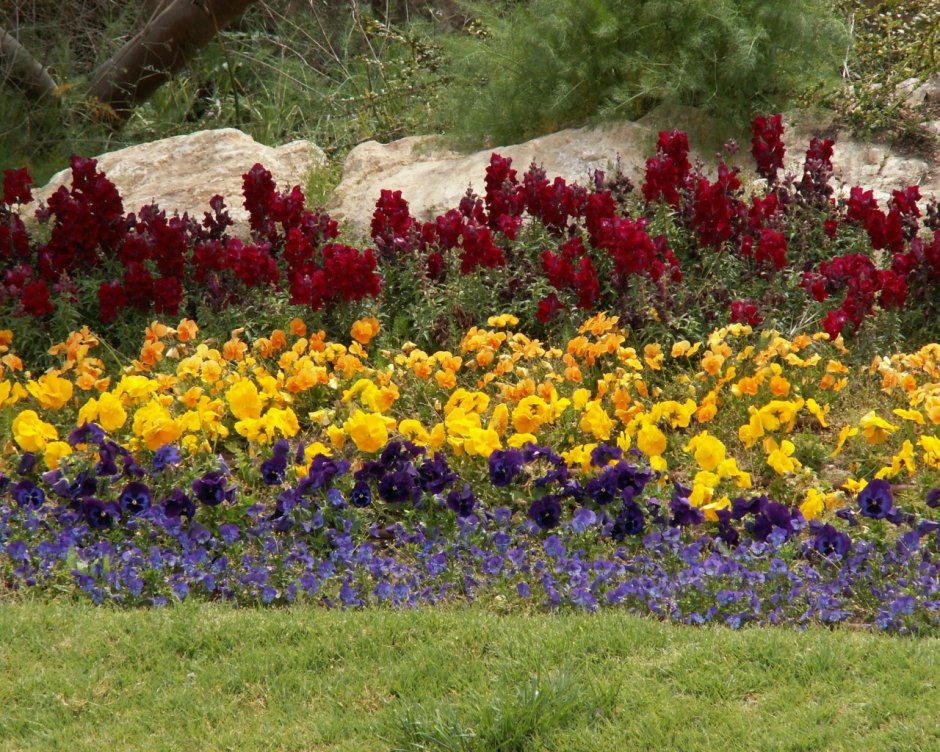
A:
[[28, 129, 326, 232], [329, 106, 940, 229]]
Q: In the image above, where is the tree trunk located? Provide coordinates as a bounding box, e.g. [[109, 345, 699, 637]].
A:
[[87, 0, 260, 124], [0, 24, 58, 100]]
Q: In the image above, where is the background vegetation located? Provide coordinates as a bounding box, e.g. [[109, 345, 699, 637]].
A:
[[1, 0, 938, 184]]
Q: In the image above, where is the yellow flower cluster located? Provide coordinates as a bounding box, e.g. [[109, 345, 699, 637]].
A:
[[2, 314, 938, 523]]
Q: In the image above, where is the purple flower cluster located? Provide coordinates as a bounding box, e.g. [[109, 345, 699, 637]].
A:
[[2, 431, 940, 633]]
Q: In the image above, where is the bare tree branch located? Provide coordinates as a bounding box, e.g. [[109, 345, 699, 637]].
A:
[[86, 0, 261, 124], [0, 24, 59, 100]]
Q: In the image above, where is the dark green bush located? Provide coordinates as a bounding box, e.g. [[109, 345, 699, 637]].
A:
[[438, 0, 849, 147]]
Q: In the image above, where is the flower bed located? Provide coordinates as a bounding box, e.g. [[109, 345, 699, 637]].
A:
[[3, 113, 940, 629], [1, 312, 939, 631]]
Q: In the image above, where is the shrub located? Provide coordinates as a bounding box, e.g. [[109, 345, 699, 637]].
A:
[[437, 0, 849, 146]]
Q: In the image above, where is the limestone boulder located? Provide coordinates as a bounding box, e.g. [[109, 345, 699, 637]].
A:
[[330, 106, 940, 230], [27, 129, 326, 232]]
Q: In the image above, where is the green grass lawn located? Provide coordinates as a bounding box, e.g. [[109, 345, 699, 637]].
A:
[[2, 601, 939, 751]]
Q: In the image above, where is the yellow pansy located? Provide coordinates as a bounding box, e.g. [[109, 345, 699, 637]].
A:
[[132, 399, 183, 451], [226, 379, 264, 421], [114, 374, 159, 404], [0, 380, 28, 407], [859, 411, 898, 445], [43, 441, 72, 470], [77, 391, 128, 432], [488, 403, 509, 437], [398, 418, 431, 445], [637, 421, 667, 458], [830, 425, 859, 457], [765, 438, 801, 476], [875, 440, 916, 479], [683, 431, 726, 472], [12, 410, 59, 452], [26, 371, 73, 410], [580, 401, 614, 441], [919, 435, 940, 469], [892, 408, 925, 425], [562, 444, 598, 473], [507, 432, 538, 449], [799, 488, 826, 520], [463, 427, 502, 457], [805, 398, 829, 428], [511, 395, 553, 434], [343, 410, 394, 453]]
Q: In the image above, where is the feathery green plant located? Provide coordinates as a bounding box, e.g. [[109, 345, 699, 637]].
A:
[[437, 0, 849, 147]]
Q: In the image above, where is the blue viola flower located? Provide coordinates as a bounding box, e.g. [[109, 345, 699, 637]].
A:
[[260, 454, 287, 486], [926, 488, 940, 509], [162, 489, 196, 519], [446, 484, 477, 517], [731, 494, 769, 520], [350, 480, 373, 508], [16, 452, 37, 475], [610, 499, 645, 540], [12, 479, 45, 510], [151, 444, 181, 472], [586, 470, 620, 505], [750, 502, 802, 542], [377, 470, 420, 504], [669, 494, 704, 527], [809, 521, 851, 558], [857, 479, 895, 520], [68, 422, 105, 447], [589, 443, 623, 467], [118, 481, 152, 516], [571, 506, 597, 533], [418, 454, 458, 494], [191, 471, 236, 506], [488, 448, 525, 487], [81, 497, 120, 529], [528, 495, 562, 530], [300, 455, 350, 493]]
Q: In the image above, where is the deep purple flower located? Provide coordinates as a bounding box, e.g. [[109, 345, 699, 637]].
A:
[[82, 497, 120, 529], [418, 454, 458, 494], [857, 480, 894, 520], [731, 494, 768, 520], [610, 499, 645, 540], [377, 470, 419, 504], [750, 502, 802, 542], [16, 452, 37, 475], [586, 471, 620, 506], [528, 495, 562, 530], [715, 508, 740, 546], [162, 488, 196, 519], [670, 495, 704, 527], [260, 454, 287, 486], [151, 444, 181, 472], [488, 448, 525, 487], [590, 443, 623, 467], [446, 484, 477, 517], [12, 479, 44, 509], [192, 471, 236, 506], [118, 481, 152, 516], [0, 472, 10, 495], [380, 440, 424, 470], [350, 480, 372, 508], [810, 521, 851, 558], [301, 455, 350, 493], [926, 488, 940, 509], [69, 422, 106, 447]]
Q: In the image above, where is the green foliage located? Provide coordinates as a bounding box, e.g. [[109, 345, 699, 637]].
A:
[[436, 0, 849, 147]]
